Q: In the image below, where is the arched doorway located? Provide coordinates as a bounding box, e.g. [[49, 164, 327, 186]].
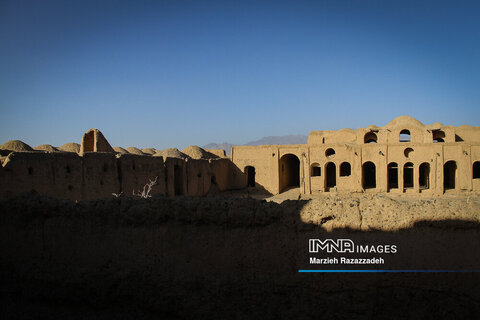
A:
[[387, 162, 398, 191], [325, 162, 336, 191], [419, 162, 430, 190], [279, 154, 300, 192], [245, 166, 255, 187], [444, 161, 457, 190], [362, 162, 376, 189], [403, 162, 414, 190]]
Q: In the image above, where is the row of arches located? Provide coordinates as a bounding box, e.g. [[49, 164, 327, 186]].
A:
[[386, 162, 432, 191], [309, 160, 465, 192], [246, 155, 479, 194], [363, 130, 449, 144]]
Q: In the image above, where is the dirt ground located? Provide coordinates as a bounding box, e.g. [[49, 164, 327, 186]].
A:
[[1, 191, 480, 319]]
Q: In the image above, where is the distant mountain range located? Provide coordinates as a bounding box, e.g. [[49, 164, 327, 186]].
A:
[[203, 134, 308, 155]]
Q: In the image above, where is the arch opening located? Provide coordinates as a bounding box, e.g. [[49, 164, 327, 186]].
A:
[[325, 162, 336, 191], [325, 148, 335, 158], [400, 129, 411, 142], [340, 162, 351, 176], [433, 130, 445, 143], [403, 162, 414, 189], [444, 161, 457, 190], [279, 154, 300, 192], [311, 163, 321, 177], [404, 148, 414, 158], [245, 166, 256, 187], [364, 132, 378, 144], [388, 162, 398, 191], [419, 162, 430, 190], [362, 162, 376, 189], [474, 161, 480, 179]]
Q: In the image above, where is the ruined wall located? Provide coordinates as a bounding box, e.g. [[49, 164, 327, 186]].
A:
[[0, 152, 83, 200], [118, 154, 166, 197], [232, 145, 280, 194], [204, 149, 227, 158], [0, 152, 247, 201], [80, 129, 115, 154]]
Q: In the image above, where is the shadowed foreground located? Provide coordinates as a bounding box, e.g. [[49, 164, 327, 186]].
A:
[[1, 194, 480, 319]]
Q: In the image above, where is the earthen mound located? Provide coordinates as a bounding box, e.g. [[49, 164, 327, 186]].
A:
[[34, 144, 59, 152], [153, 148, 189, 159], [125, 147, 146, 155], [0, 140, 34, 152], [58, 143, 80, 153], [113, 147, 129, 154], [182, 145, 219, 160], [141, 148, 157, 155]]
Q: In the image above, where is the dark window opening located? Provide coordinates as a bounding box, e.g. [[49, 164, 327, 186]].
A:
[[403, 162, 414, 189], [68, 185, 73, 191], [388, 162, 398, 190], [404, 148, 414, 158], [66, 165, 71, 174], [419, 162, 430, 189], [474, 162, 480, 179], [311, 163, 321, 177], [433, 130, 445, 143], [325, 148, 335, 157], [28, 167, 33, 175], [245, 166, 256, 187], [174, 164, 183, 196], [279, 154, 300, 192], [325, 162, 336, 191], [103, 163, 108, 172], [444, 161, 457, 190], [362, 162, 376, 189], [197, 172, 202, 178], [340, 162, 351, 176], [400, 129, 411, 142], [364, 132, 378, 144]]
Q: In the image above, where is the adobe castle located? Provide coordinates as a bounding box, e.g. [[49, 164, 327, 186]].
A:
[[0, 116, 479, 200], [232, 116, 480, 195]]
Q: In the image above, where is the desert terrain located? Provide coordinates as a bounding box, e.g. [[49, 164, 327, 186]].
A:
[[1, 190, 479, 319]]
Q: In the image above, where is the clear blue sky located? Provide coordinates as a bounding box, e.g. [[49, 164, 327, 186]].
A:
[[1, 0, 479, 150]]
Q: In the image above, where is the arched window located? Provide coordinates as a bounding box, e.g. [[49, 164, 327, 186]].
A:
[[362, 162, 376, 189], [403, 162, 414, 189], [311, 163, 321, 177], [340, 162, 351, 176], [473, 161, 480, 179], [400, 129, 411, 142], [388, 162, 398, 190], [364, 132, 378, 144], [444, 161, 457, 190], [404, 148, 414, 158], [279, 154, 300, 193], [325, 162, 336, 191], [419, 162, 430, 189], [325, 148, 335, 158], [433, 130, 445, 143]]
